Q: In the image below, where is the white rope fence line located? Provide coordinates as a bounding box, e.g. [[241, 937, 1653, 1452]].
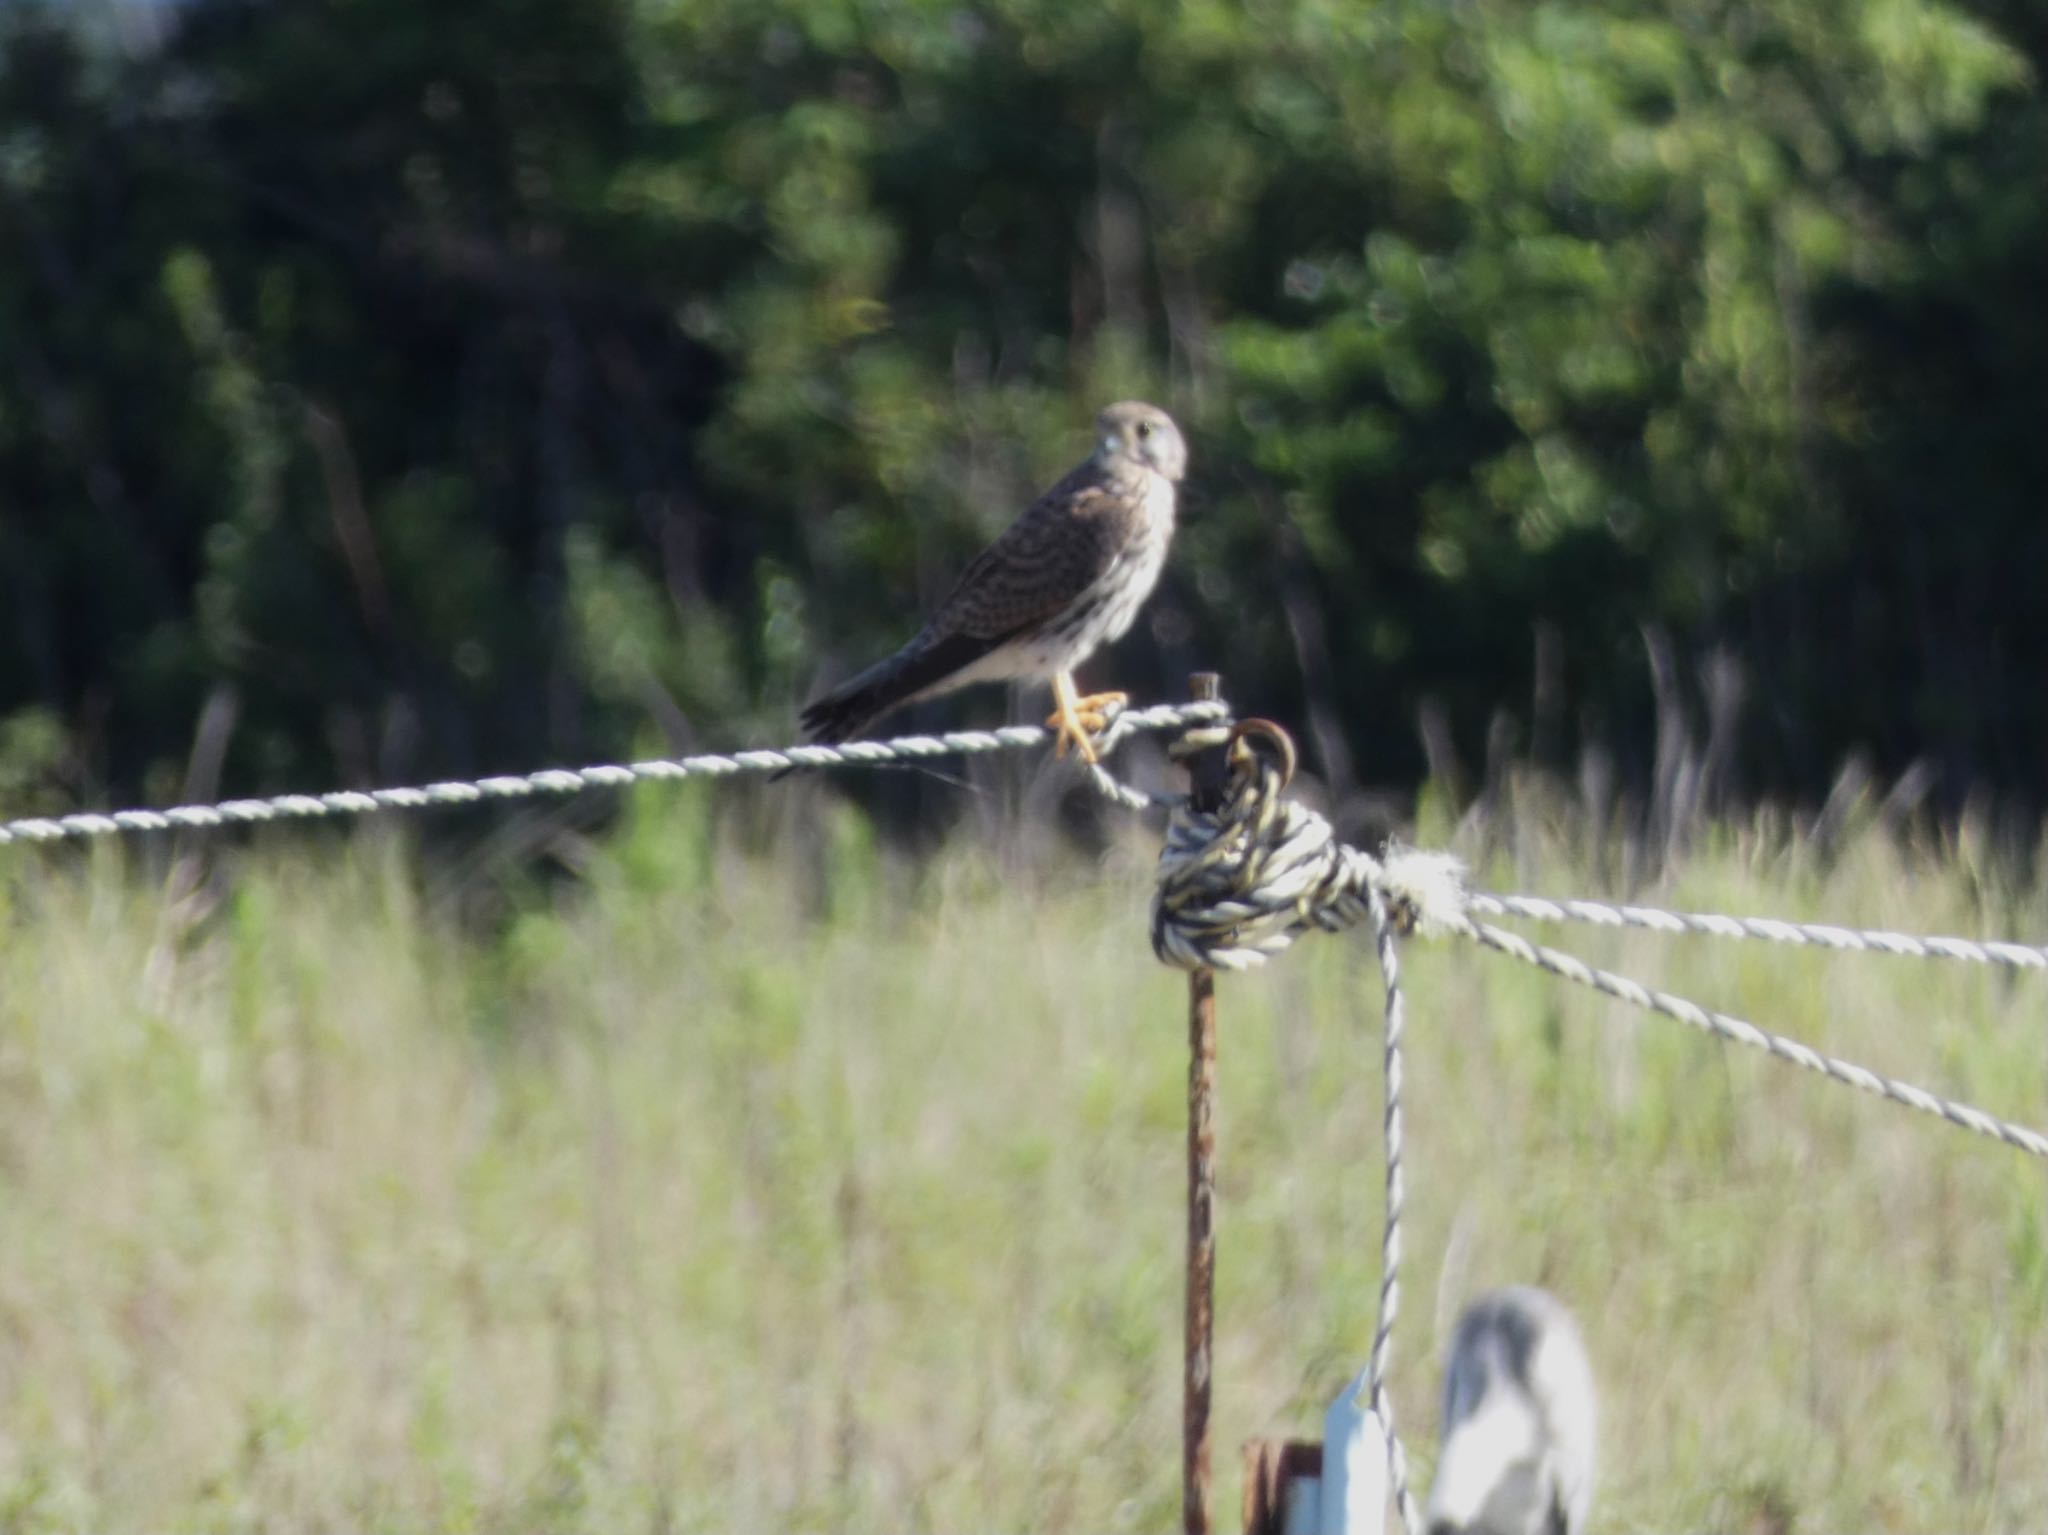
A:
[[1362, 887, 1424, 1535], [1149, 741, 2048, 1165], [0, 700, 1229, 851], [1470, 890, 2048, 971], [1451, 913, 2048, 1161]]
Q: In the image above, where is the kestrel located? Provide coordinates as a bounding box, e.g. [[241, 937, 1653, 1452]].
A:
[[800, 401, 1186, 764]]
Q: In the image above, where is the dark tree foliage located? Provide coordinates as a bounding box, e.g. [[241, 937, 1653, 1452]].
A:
[[0, 0, 2039, 821]]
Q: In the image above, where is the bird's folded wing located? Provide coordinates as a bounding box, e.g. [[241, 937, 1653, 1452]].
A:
[[930, 468, 1139, 641]]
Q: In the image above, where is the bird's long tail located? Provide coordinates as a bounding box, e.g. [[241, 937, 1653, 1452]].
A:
[[799, 630, 995, 745]]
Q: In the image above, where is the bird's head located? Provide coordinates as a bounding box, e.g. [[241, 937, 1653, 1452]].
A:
[[1096, 400, 1187, 484]]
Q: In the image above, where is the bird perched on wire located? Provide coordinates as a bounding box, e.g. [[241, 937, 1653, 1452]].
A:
[[799, 401, 1186, 765], [1426, 1287, 1597, 1535]]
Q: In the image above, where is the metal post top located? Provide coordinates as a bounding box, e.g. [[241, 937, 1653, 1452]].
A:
[[1185, 673, 1232, 816]]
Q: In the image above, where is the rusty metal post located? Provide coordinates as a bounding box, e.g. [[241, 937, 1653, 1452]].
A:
[[1183, 672, 1232, 1535], [1186, 966, 1218, 1535], [1242, 1439, 1324, 1535]]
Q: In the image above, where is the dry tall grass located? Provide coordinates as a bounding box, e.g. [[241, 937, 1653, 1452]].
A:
[[1, 784, 2044, 1531]]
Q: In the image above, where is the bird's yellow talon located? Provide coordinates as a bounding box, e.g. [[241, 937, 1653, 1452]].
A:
[[1046, 686, 1127, 765], [1043, 708, 1094, 762]]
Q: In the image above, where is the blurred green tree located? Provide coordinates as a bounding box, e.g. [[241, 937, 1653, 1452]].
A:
[[0, 0, 2038, 822]]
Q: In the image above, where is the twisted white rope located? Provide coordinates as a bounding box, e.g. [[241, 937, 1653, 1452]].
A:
[[1150, 756, 2048, 1154], [1363, 888, 1423, 1535], [1472, 891, 2048, 971], [0, 700, 1227, 850], [1150, 772, 1381, 971], [1452, 914, 2048, 1161], [1147, 736, 2048, 1525]]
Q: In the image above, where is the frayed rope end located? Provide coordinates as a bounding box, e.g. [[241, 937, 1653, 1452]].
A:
[[1377, 845, 1471, 938]]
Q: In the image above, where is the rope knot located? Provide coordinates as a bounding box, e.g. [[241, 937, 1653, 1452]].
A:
[[1150, 722, 1474, 971]]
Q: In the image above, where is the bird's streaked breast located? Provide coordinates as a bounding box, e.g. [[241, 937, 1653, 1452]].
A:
[[1043, 471, 1174, 663]]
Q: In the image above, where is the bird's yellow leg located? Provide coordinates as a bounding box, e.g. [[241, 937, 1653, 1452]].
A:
[[1044, 671, 1127, 764], [1046, 671, 1095, 763]]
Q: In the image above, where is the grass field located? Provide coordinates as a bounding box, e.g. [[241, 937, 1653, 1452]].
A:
[[1, 780, 2045, 1532]]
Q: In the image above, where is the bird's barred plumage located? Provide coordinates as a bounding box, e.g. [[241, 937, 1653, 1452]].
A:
[[800, 402, 1185, 746]]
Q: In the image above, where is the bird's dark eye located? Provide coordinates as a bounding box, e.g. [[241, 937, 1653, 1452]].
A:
[[1137, 421, 1152, 440]]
